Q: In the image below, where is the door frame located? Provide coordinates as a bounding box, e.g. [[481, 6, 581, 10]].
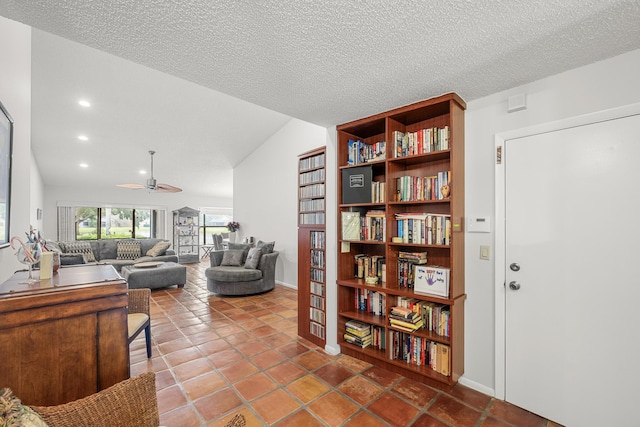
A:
[[493, 102, 640, 400]]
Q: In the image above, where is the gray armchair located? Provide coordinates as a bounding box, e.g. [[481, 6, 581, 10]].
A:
[[205, 248, 279, 296]]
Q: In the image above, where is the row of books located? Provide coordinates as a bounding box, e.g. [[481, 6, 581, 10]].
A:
[[397, 251, 427, 289], [299, 168, 325, 185], [354, 288, 386, 316], [395, 213, 451, 245], [390, 331, 450, 376], [299, 153, 325, 172], [392, 126, 450, 158], [310, 280, 324, 296], [310, 321, 325, 339], [311, 249, 324, 268], [310, 307, 325, 324], [395, 171, 450, 201], [310, 231, 325, 249], [354, 254, 386, 282], [344, 319, 372, 348], [299, 198, 324, 213], [341, 210, 387, 242], [371, 181, 386, 203], [348, 139, 386, 165], [396, 296, 450, 337], [310, 268, 324, 282], [310, 294, 325, 310], [389, 305, 423, 332], [299, 183, 324, 198], [300, 212, 325, 225], [344, 320, 386, 350]]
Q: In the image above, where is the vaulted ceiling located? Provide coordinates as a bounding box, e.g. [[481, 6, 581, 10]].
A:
[[1, 1, 639, 198]]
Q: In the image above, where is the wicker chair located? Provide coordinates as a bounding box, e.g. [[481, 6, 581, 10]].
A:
[[33, 372, 159, 427], [128, 288, 152, 358]]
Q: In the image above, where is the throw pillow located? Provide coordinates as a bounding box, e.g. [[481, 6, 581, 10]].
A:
[[146, 241, 170, 257], [221, 250, 244, 267], [256, 240, 275, 254], [116, 240, 142, 260], [244, 247, 263, 269], [63, 241, 96, 263], [0, 388, 48, 427], [227, 243, 251, 262]]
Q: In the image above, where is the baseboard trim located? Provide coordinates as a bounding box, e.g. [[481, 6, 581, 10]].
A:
[[324, 343, 340, 355], [458, 376, 496, 398], [276, 281, 296, 290]]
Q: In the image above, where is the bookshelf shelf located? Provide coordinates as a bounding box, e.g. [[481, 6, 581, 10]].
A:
[[336, 93, 466, 388], [298, 147, 327, 347]]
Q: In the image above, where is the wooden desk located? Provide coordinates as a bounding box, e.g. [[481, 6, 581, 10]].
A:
[[0, 264, 129, 405]]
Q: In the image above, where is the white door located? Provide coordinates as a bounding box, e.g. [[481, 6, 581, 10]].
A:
[[504, 113, 640, 427]]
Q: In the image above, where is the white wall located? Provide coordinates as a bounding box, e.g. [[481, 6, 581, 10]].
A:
[[234, 118, 327, 288], [0, 17, 33, 283], [462, 48, 640, 394]]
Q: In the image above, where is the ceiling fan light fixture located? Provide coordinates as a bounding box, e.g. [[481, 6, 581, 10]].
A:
[[116, 150, 182, 193]]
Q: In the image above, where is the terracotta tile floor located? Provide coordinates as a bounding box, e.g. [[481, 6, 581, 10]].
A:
[[129, 262, 560, 427]]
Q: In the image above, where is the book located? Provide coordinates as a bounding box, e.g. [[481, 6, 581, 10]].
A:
[[341, 211, 361, 240], [345, 319, 371, 332]]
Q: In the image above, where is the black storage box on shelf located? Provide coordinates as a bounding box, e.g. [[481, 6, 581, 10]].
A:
[[342, 165, 372, 204]]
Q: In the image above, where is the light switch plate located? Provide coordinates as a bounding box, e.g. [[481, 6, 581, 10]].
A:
[[480, 245, 491, 260]]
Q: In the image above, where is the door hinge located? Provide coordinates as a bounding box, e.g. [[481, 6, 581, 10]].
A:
[[496, 146, 502, 164]]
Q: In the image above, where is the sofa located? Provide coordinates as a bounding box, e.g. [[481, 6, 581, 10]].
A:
[[50, 238, 178, 273], [205, 241, 278, 295]]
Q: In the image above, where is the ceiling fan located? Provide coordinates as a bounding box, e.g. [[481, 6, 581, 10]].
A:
[[117, 150, 182, 193]]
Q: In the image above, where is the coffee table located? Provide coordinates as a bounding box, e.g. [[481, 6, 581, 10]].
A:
[[121, 261, 186, 289]]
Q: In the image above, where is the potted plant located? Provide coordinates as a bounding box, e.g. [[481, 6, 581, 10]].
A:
[[226, 221, 240, 243]]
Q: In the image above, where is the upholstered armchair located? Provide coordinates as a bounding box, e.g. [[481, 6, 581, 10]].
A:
[[205, 242, 278, 295]]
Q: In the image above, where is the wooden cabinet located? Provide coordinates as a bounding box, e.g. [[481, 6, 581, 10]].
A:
[[173, 206, 200, 263], [297, 147, 326, 347], [0, 264, 129, 405], [336, 93, 466, 387]]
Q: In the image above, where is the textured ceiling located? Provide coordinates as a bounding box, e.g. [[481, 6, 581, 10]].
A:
[[1, 0, 639, 198]]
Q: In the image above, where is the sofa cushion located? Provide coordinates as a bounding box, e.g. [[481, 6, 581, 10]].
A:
[[146, 241, 170, 257], [256, 240, 275, 254], [244, 247, 263, 269], [117, 240, 142, 260], [63, 241, 96, 263], [98, 240, 118, 260], [221, 250, 244, 267], [207, 266, 262, 282]]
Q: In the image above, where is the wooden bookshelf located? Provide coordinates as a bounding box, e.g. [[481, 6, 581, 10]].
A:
[[336, 93, 466, 387], [298, 147, 326, 347]]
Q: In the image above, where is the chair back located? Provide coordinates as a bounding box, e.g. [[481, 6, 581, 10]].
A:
[[213, 234, 223, 250]]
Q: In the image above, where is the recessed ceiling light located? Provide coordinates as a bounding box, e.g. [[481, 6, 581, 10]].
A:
[[139, 170, 147, 175], [80, 163, 88, 168], [78, 135, 88, 141], [78, 100, 91, 107]]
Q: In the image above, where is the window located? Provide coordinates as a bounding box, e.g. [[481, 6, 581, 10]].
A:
[[75, 207, 157, 240], [199, 207, 232, 245]]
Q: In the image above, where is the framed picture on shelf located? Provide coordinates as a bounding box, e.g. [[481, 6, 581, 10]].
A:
[[0, 101, 13, 248]]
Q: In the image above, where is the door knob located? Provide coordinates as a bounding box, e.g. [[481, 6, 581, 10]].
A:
[[509, 281, 521, 290]]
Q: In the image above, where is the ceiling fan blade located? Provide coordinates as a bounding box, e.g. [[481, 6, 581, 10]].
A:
[[155, 183, 182, 193], [117, 151, 180, 193], [117, 183, 146, 189]]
